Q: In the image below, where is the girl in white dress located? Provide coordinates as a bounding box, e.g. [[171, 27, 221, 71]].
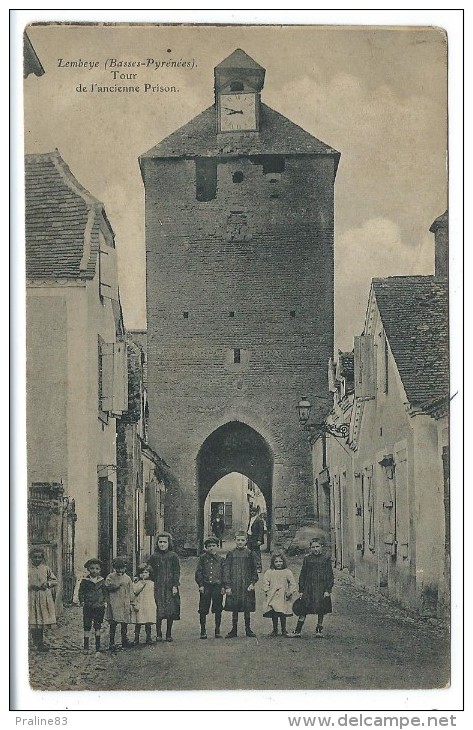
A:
[[28, 547, 57, 651], [131, 565, 156, 645], [262, 551, 297, 636]]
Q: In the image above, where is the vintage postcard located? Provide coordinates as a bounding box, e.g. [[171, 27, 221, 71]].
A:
[[18, 15, 458, 708]]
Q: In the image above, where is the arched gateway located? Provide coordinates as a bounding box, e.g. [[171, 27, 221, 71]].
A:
[[197, 421, 273, 548]]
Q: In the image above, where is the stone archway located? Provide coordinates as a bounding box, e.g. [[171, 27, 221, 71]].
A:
[[196, 421, 274, 549]]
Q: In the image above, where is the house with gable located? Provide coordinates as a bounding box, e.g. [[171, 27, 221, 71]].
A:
[[312, 212, 449, 617], [26, 150, 128, 579]]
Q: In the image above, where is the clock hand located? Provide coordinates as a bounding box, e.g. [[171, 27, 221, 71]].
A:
[[224, 108, 243, 115]]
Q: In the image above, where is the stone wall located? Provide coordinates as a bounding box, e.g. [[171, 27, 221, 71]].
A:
[[143, 153, 335, 547]]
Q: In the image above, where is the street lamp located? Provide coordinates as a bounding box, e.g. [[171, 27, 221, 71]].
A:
[[297, 396, 349, 439]]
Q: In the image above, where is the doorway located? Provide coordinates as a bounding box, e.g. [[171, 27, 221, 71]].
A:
[[204, 472, 268, 549]]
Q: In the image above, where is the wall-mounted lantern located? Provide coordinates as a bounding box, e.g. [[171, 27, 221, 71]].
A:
[[297, 396, 349, 439]]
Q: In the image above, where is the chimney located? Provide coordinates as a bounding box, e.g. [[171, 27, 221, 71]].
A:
[[429, 210, 448, 279]]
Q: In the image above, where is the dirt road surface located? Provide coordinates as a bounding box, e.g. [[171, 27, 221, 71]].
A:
[[29, 552, 449, 692]]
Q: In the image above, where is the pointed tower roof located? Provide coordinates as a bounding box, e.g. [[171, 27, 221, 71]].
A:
[[215, 48, 265, 72], [214, 48, 265, 93]]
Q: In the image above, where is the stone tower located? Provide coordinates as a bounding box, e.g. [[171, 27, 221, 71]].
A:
[[140, 49, 340, 549]]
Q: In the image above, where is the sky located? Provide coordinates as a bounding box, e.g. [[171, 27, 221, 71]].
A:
[[23, 23, 447, 351]]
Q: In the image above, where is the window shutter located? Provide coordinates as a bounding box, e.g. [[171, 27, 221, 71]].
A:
[[99, 245, 118, 300], [354, 472, 364, 552], [224, 502, 232, 528], [354, 335, 375, 398], [395, 449, 409, 558], [112, 341, 128, 414], [361, 335, 375, 397], [100, 342, 114, 412], [145, 482, 157, 536], [367, 466, 376, 552], [354, 336, 363, 397], [382, 332, 389, 393]]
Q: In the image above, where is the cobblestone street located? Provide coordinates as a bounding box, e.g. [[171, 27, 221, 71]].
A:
[[29, 552, 449, 692]]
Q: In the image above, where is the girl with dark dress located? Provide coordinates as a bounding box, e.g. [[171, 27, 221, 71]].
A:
[[289, 538, 334, 638], [147, 532, 180, 642], [223, 531, 259, 638]]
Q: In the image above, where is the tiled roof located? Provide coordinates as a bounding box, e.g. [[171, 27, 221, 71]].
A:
[[25, 151, 110, 279], [372, 276, 449, 408], [140, 103, 340, 162]]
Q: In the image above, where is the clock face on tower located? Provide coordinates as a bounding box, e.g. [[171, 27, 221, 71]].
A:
[[219, 93, 257, 132]]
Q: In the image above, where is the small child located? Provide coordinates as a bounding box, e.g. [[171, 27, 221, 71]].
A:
[[289, 538, 334, 638], [223, 530, 258, 638], [28, 547, 57, 652], [78, 558, 107, 653], [195, 537, 225, 639], [130, 565, 156, 645], [262, 551, 297, 636], [147, 532, 180, 642], [105, 557, 133, 650]]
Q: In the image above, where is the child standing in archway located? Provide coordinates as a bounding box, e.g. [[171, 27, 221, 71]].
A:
[[223, 531, 258, 638]]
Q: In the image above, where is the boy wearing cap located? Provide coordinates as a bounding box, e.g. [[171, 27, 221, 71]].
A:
[[78, 558, 107, 652], [195, 537, 225, 639]]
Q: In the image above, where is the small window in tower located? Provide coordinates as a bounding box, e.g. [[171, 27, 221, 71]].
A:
[[230, 81, 244, 91], [229, 311, 235, 318], [263, 156, 285, 174], [232, 171, 244, 184], [195, 158, 217, 202], [233, 348, 241, 364], [290, 310, 296, 318], [183, 311, 189, 319]]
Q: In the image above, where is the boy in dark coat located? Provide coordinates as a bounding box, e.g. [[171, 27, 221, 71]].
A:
[[78, 558, 107, 652], [195, 537, 225, 639], [223, 530, 259, 638], [289, 538, 334, 638]]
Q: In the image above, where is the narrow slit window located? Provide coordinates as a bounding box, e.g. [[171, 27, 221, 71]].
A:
[[290, 310, 296, 318], [195, 158, 217, 201], [233, 348, 241, 364], [229, 311, 235, 318], [183, 311, 189, 319]]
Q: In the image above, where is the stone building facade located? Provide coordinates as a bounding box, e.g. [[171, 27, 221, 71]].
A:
[[26, 151, 127, 575], [311, 214, 449, 616], [140, 49, 340, 548]]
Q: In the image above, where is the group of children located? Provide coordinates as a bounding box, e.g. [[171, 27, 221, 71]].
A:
[[196, 531, 334, 639], [28, 531, 334, 652]]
